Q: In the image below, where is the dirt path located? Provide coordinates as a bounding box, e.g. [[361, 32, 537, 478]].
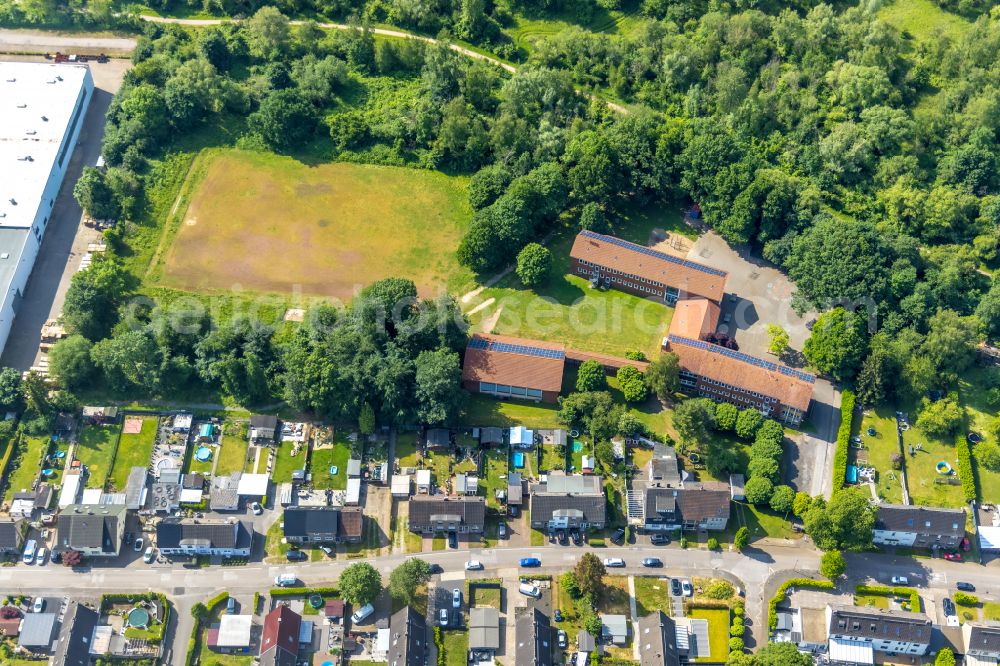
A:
[[0, 28, 136, 54]]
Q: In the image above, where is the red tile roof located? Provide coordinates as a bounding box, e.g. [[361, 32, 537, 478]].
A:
[[564, 349, 649, 372], [462, 333, 565, 393], [570, 231, 727, 302], [324, 600, 345, 618], [670, 299, 720, 340], [261, 605, 301, 659]]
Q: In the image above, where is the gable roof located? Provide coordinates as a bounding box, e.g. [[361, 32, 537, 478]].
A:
[[967, 622, 1000, 656], [470, 607, 500, 650], [829, 605, 932, 644], [670, 298, 721, 340], [250, 414, 278, 429], [638, 612, 681, 666], [339, 507, 363, 540], [645, 485, 731, 525], [875, 504, 965, 539], [462, 333, 565, 394], [530, 476, 607, 526], [516, 608, 552, 666], [408, 496, 486, 529], [260, 605, 301, 665], [571, 230, 727, 302], [53, 602, 98, 666], [156, 518, 253, 550], [56, 504, 126, 554], [0, 519, 22, 549], [282, 506, 339, 538], [388, 606, 427, 666]]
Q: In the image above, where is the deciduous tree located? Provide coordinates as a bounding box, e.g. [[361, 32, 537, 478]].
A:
[[339, 562, 382, 607]]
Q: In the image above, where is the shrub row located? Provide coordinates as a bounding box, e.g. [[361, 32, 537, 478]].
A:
[[955, 431, 977, 502], [768, 578, 834, 630], [434, 626, 445, 666], [855, 584, 921, 610], [833, 390, 855, 493], [0, 430, 23, 501], [954, 591, 978, 606], [269, 586, 339, 598], [205, 592, 229, 612]]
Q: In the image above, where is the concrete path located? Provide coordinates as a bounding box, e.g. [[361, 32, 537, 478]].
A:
[[0, 29, 136, 54], [628, 575, 639, 660]]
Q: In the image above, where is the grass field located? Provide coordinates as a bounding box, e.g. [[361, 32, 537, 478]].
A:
[[109, 417, 158, 491], [688, 607, 730, 663], [467, 208, 683, 358], [76, 424, 120, 489], [597, 576, 631, 615], [851, 407, 906, 504], [215, 434, 249, 476], [271, 440, 309, 484], [902, 418, 966, 508], [855, 593, 890, 609], [310, 440, 351, 490], [877, 0, 971, 43], [3, 436, 48, 503], [396, 433, 419, 467], [959, 368, 1000, 503], [634, 576, 671, 616], [504, 5, 644, 54], [461, 394, 562, 428], [442, 630, 468, 666], [152, 149, 475, 299]]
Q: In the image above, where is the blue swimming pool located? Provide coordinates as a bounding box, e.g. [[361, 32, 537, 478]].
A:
[[572, 440, 583, 452], [846, 465, 858, 484], [513, 452, 525, 468]]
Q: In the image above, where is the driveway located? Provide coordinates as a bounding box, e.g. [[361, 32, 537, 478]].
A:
[[0, 55, 131, 371]]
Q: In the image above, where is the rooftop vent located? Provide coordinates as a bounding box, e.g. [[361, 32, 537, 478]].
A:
[[5, 78, 14, 82], [1, 254, 9, 260], [16, 103, 26, 108], [41, 116, 48, 122], [25, 130, 35, 136], [17, 156, 33, 162]]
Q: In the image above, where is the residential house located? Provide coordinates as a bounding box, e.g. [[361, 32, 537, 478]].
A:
[[282, 506, 363, 545], [510, 426, 535, 449], [507, 473, 524, 508], [644, 483, 731, 532], [569, 229, 728, 305], [480, 427, 503, 446], [664, 298, 814, 425], [260, 604, 301, 666], [602, 614, 629, 646], [52, 601, 99, 666], [462, 334, 565, 403], [729, 474, 746, 502], [0, 518, 24, 555], [82, 406, 118, 425], [529, 473, 607, 531], [156, 518, 254, 557], [426, 428, 451, 449], [56, 504, 127, 557], [210, 472, 241, 511], [387, 606, 427, 666], [9, 491, 36, 519], [826, 605, 931, 663], [19, 613, 58, 653], [408, 496, 486, 534], [415, 469, 432, 494], [647, 446, 681, 488], [249, 414, 278, 443], [470, 607, 501, 654], [772, 607, 829, 654], [208, 615, 253, 653], [515, 608, 552, 666], [455, 473, 479, 495], [873, 504, 965, 550], [964, 622, 1000, 665], [638, 611, 680, 666]]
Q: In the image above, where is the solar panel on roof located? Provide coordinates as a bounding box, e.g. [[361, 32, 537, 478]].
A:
[[580, 230, 727, 278], [778, 365, 816, 383], [467, 337, 565, 360], [670, 334, 815, 383], [468, 338, 489, 350]]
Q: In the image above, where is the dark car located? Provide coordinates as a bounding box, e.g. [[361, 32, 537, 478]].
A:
[[558, 531, 568, 546], [670, 578, 682, 596], [571, 531, 582, 546], [520, 557, 541, 567], [509, 505, 520, 518], [554, 609, 563, 622], [286, 549, 307, 562], [612, 528, 626, 544], [957, 582, 976, 592], [448, 532, 458, 549], [429, 564, 444, 574], [650, 533, 670, 545], [642, 558, 663, 567], [943, 598, 956, 616]]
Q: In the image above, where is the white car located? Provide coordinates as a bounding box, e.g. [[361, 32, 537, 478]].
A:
[[438, 608, 449, 626], [603, 557, 625, 568], [34, 548, 47, 565], [452, 589, 462, 608], [891, 576, 909, 585], [464, 560, 483, 570], [33, 597, 45, 613], [133, 537, 144, 552], [143, 547, 156, 564], [681, 580, 693, 597], [250, 502, 263, 515]]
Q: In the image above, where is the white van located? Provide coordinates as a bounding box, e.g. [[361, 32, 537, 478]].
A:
[[274, 573, 298, 587], [22, 539, 37, 565], [519, 582, 541, 598], [351, 603, 375, 624]]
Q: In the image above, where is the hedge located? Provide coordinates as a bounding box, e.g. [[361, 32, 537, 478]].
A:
[[833, 390, 855, 493], [955, 431, 977, 502], [954, 592, 978, 606], [434, 626, 445, 666], [205, 592, 229, 612], [855, 584, 921, 611], [269, 586, 339, 598], [768, 578, 834, 630], [0, 430, 22, 500]]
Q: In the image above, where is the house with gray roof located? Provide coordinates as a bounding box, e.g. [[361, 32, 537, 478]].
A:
[[52, 601, 99, 666], [282, 506, 362, 544], [529, 473, 607, 531], [647, 446, 681, 488], [638, 611, 680, 666], [480, 427, 503, 446], [19, 613, 58, 651], [643, 483, 731, 532], [873, 504, 965, 550], [602, 614, 629, 646], [0, 518, 24, 555], [515, 608, 552, 666], [963, 622, 1000, 662], [387, 606, 427, 666], [56, 504, 126, 557], [408, 496, 485, 534], [470, 607, 500, 652], [156, 518, 254, 556], [249, 414, 278, 442], [210, 472, 241, 511], [827, 604, 931, 662]]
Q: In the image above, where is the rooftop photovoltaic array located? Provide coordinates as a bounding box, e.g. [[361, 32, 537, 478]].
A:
[[579, 230, 727, 278], [668, 334, 815, 384], [468, 337, 565, 360]]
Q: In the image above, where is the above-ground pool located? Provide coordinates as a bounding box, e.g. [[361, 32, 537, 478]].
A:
[[572, 441, 583, 452], [513, 452, 525, 468], [846, 465, 858, 483], [194, 446, 212, 462], [936, 461, 953, 475], [54, 451, 65, 459], [126, 608, 150, 628], [41, 469, 53, 477]]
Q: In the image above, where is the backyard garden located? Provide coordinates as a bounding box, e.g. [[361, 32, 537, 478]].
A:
[[108, 416, 158, 491], [75, 423, 120, 489]]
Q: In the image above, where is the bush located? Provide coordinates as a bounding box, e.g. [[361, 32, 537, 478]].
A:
[[744, 476, 774, 504], [956, 431, 977, 502], [515, 243, 552, 288], [833, 391, 855, 492], [733, 526, 749, 551], [205, 592, 229, 612], [703, 579, 734, 599], [729, 637, 744, 652], [269, 586, 339, 598], [680, 536, 688, 549], [954, 591, 979, 606], [732, 604, 745, 618], [707, 537, 720, 551], [730, 623, 744, 637]]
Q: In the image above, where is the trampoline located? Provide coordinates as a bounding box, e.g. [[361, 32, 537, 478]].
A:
[[41, 469, 53, 477], [308, 594, 324, 609], [846, 465, 858, 484], [513, 452, 525, 469], [126, 608, 150, 629], [969, 432, 982, 444], [195, 447, 212, 462]]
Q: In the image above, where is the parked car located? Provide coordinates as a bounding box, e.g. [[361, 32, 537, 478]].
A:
[[891, 576, 909, 585], [33, 597, 44, 613], [957, 582, 976, 592], [944, 552, 962, 561], [438, 608, 449, 626], [250, 502, 263, 515], [612, 528, 626, 544], [275, 574, 298, 587], [670, 579, 682, 596], [465, 560, 483, 570], [554, 609, 563, 622], [603, 558, 625, 568], [519, 582, 541, 598], [452, 589, 462, 609], [320, 545, 334, 556], [558, 531, 568, 546], [227, 597, 236, 614], [509, 505, 520, 517], [650, 533, 670, 545], [448, 532, 458, 549], [558, 630, 568, 648], [498, 522, 507, 539], [681, 580, 693, 597], [143, 547, 156, 564], [35, 548, 47, 566], [22, 539, 36, 565], [286, 549, 307, 562], [943, 598, 956, 616], [519, 557, 541, 567], [429, 564, 444, 574], [352, 603, 375, 625], [642, 558, 662, 568], [133, 537, 144, 552], [571, 530, 583, 546]]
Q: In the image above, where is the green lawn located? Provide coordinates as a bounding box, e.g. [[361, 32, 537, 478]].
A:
[[442, 630, 468, 666], [271, 440, 309, 484], [76, 424, 120, 489], [109, 417, 158, 491], [851, 407, 906, 503], [634, 576, 671, 617], [310, 440, 351, 490], [264, 515, 291, 561], [425, 449, 453, 487], [855, 594, 890, 609], [504, 6, 645, 57], [432, 536, 446, 551], [482, 448, 508, 508], [215, 433, 249, 476], [3, 436, 48, 502], [540, 441, 565, 472], [596, 576, 631, 615], [461, 394, 561, 428], [406, 529, 423, 553], [983, 601, 1000, 621], [688, 607, 730, 663], [902, 417, 966, 508], [877, 0, 971, 43], [466, 214, 678, 358], [396, 432, 419, 467], [959, 367, 1000, 503], [733, 503, 799, 542]]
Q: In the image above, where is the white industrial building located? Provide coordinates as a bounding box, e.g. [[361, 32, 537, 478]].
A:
[[0, 62, 94, 356]]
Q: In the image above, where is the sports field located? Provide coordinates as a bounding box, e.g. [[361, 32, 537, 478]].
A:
[[154, 150, 475, 298]]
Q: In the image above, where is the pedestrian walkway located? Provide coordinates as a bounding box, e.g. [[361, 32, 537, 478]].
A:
[[628, 575, 640, 660]]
